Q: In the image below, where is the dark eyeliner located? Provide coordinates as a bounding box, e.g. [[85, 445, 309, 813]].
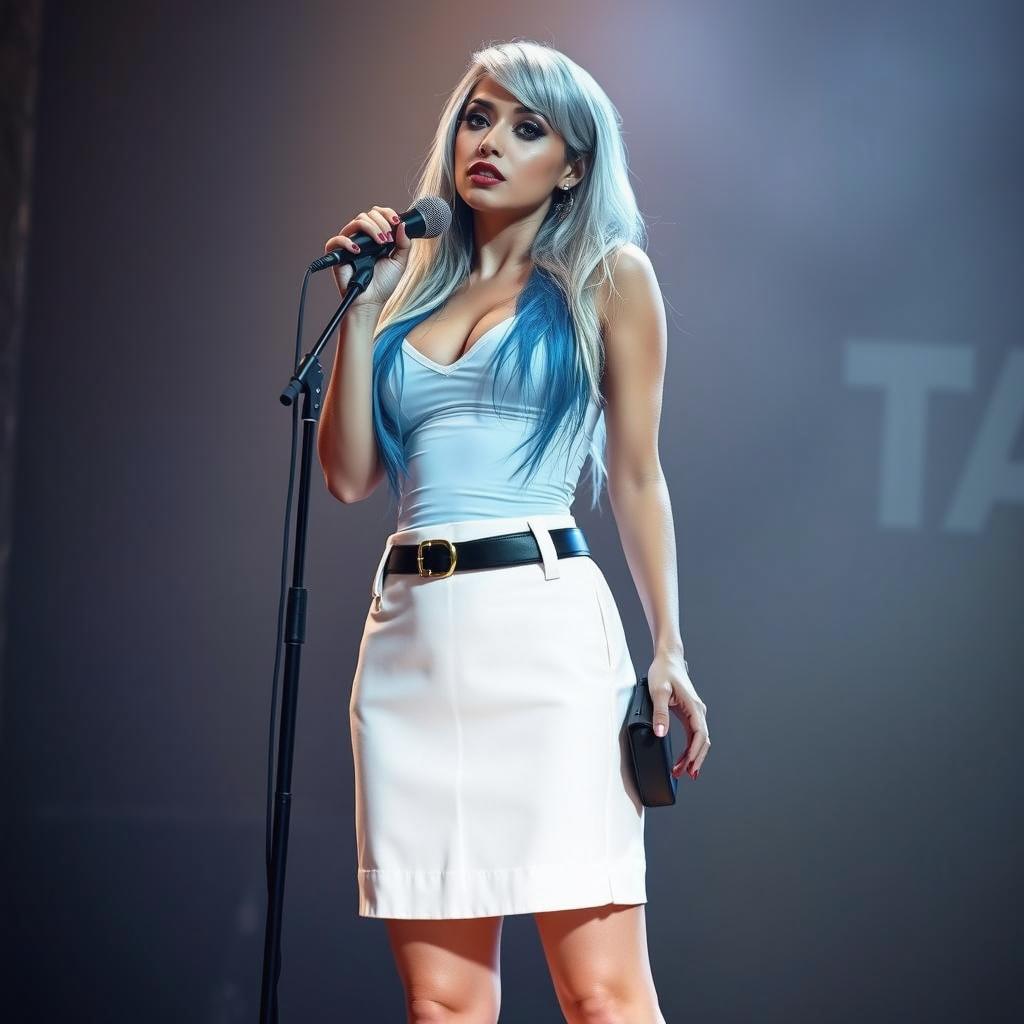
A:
[[463, 110, 545, 139]]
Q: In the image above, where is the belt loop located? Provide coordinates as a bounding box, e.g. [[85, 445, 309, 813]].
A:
[[371, 537, 395, 609], [527, 517, 561, 580]]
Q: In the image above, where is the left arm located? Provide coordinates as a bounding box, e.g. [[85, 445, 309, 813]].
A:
[[599, 245, 710, 782]]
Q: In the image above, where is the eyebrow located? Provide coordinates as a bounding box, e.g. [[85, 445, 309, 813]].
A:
[[466, 97, 547, 121]]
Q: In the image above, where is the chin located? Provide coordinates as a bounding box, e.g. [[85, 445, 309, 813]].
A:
[[460, 189, 505, 209]]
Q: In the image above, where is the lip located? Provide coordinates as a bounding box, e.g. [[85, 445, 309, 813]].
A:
[[468, 161, 505, 181]]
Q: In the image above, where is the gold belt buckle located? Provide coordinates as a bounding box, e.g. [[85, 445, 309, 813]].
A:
[[417, 538, 457, 578]]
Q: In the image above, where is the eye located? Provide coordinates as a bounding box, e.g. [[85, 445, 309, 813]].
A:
[[462, 110, 545, 140]]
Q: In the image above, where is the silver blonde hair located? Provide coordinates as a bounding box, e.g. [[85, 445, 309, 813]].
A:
[[371, 39, 648, 510]]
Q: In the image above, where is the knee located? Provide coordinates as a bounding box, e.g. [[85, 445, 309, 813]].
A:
[[407, 995, 453, 1023], [407, 992, 500, 1024], [567, 984, 661, 1024], [570, 987, 623, 1024]]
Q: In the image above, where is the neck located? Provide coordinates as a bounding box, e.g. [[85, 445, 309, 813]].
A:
[[470, 199, 552, 279]]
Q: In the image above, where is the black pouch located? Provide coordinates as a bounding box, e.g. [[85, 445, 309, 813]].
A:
[[623, 674, 678, 807]]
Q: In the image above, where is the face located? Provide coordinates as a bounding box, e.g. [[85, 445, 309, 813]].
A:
[[454, 76, 583, 215]]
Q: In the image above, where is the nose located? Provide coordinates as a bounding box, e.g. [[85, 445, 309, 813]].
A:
[[477, 127, 502, 156]]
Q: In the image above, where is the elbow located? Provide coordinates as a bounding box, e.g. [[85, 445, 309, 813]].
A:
[[326, 469, 383, 504], [322, 467, 355, 503], [319, 451, 362, 502], [323, 454, 385, 504], [608, 462, 665, 496], [325, 476, 361, 504]]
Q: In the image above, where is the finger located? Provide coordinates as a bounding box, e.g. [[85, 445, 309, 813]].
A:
[[351, 219, 380, 243], [670, 727, 694, 777], [325, 236, 353, 254], [691, 736, 711, 774], [386, 209, 410, 247], [326, 216, 367, 249], [343, 214, 388, 244], [673, 728, 707, 775], [325, 233, 362, 255], [377, 206, 412, 249], [367, 209, 393, 241], [688, 737, 712, 774], [673, 734, 710, 778], [650, 679, 672, 738]]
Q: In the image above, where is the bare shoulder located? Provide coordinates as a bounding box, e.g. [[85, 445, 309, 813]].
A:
[[595, 243, 667, 381], [596, 243, 659, 321]]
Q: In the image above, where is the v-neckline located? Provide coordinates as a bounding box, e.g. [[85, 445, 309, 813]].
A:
[[402, 314, 516, 376]]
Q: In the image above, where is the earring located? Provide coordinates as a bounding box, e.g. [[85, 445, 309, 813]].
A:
[[557, 182, 575, 220]]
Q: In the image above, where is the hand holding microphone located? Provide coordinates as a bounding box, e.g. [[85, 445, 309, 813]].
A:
[[314, 195, 451, 314]]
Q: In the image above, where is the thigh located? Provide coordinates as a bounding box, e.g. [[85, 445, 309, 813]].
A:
[[534, 904, 664, 1024], [385, 916, 504, 1023]]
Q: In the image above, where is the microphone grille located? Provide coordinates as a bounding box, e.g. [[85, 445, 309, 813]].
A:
[[412, 195, 452, 238]]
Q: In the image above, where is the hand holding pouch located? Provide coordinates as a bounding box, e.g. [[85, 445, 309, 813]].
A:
[[623, 674, 678, 807]]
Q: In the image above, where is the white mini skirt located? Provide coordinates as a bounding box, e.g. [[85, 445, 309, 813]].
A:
[[348, 512, 646, 919]]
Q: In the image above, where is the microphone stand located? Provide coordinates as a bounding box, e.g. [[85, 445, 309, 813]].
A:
[[260, 247, 387, 1023]]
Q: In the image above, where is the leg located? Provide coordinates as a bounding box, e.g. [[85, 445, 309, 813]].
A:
[[384, 915, 504, 1024], [534, 903, 665, 1024]]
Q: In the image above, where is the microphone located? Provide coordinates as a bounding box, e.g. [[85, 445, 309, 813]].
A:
[[308, 194, 452, 273]]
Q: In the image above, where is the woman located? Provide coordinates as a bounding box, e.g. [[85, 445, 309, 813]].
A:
[[319, 39, 710, 1024]]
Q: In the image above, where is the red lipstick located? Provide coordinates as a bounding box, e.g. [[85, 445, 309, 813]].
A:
[[468, 161, 506, 185]]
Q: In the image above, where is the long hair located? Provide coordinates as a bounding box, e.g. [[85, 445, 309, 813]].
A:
[[371, 39, 648, 514]]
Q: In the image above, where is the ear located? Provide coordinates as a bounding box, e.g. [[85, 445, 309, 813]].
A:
[[562, 154, 587, 189], [569, 155, 587, 187]]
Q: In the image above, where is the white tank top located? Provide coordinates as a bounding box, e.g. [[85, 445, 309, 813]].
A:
[[381, 313, 603, 531]]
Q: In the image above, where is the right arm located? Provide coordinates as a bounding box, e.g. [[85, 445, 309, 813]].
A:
[[316, 203, 412, 502], [317, 305, 387, 503]]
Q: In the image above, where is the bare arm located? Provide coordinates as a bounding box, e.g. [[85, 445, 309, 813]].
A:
[[601, 245, 681, 654], [600, 244, 710, 782], [317, 305, 386, 503], [316, 203, 412, 503]]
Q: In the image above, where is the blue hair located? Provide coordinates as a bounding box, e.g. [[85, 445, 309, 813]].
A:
[[370, 264, 607, 520]]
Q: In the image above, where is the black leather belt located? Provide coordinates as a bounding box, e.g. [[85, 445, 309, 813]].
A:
[[383, 526, 591, 580]]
